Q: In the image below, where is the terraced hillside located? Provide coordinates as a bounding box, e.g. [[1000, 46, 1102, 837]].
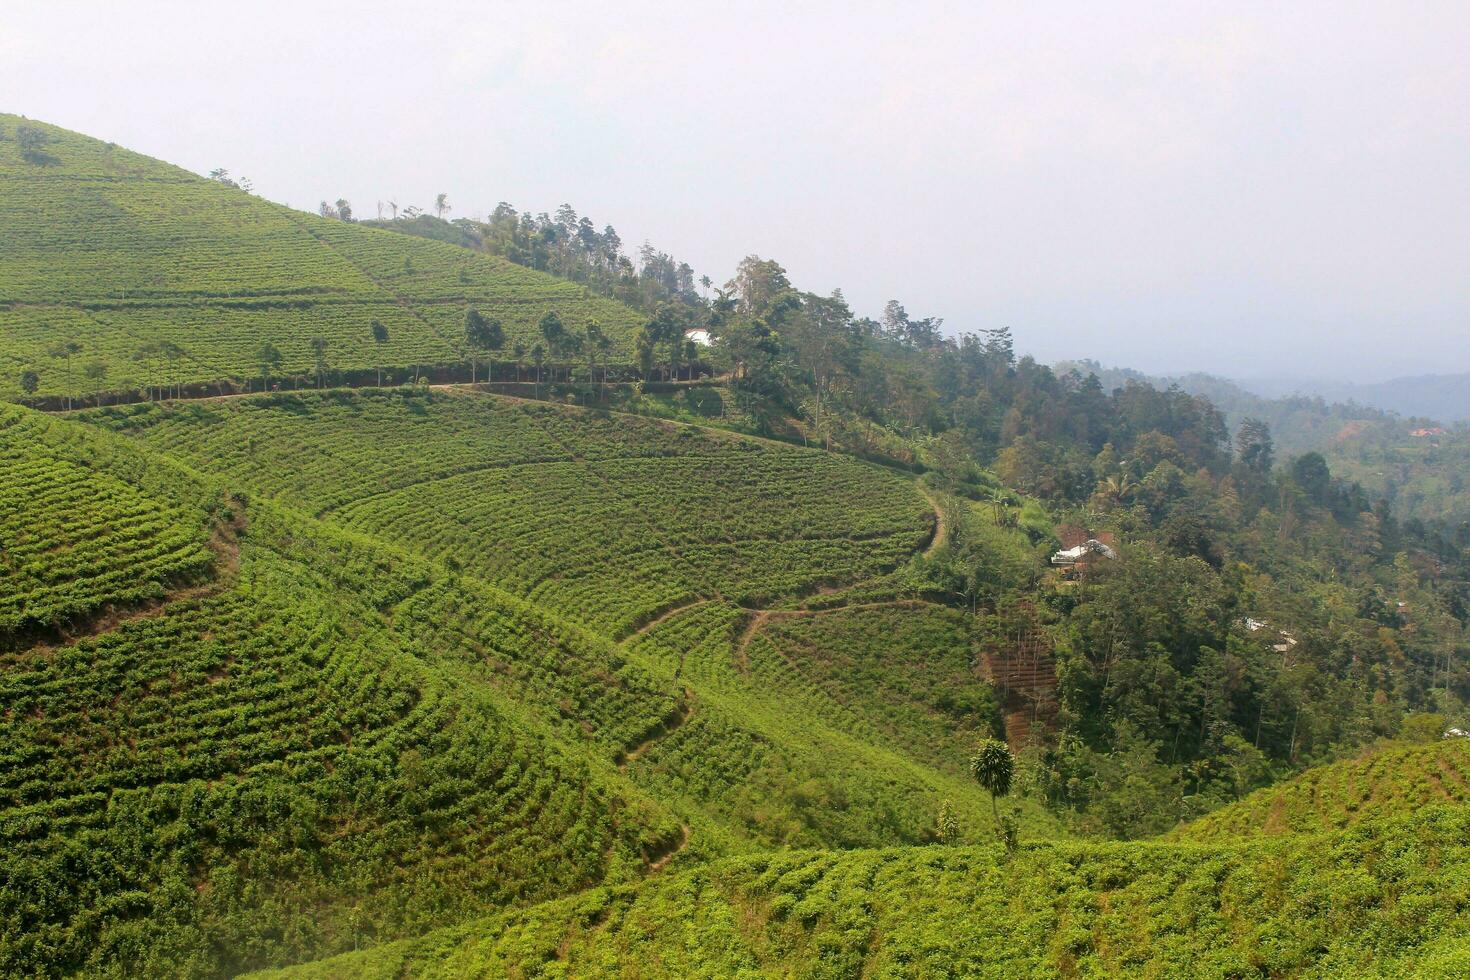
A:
[[252, 741, 1470, 979], [0, 114, 641, 402], [0, 407, 690, 977], [80, 389, 1043, 857], [84, 390, 934, 635], [1176, 738, 1470, 840], [0, 404, 221, 645]]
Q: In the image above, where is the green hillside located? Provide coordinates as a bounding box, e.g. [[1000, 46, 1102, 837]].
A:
[[0, 404, 220, 645], [251, 743, 1470, 979], [0, 114, 641, 402], [249, 803, 1470, 979], [82, 390, 933, 635], [0, 386, 1038, 974], [6, 115, 1470, 978], [1176, 739, 1470, 841], [79, 389, 1029, 856], [0, 406, 698, 976]]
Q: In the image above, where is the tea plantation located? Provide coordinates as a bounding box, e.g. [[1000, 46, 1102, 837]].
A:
[[0, 404, 218, 645], [6, 115, 1470, 978], [0, 114, 641, 401], [83, 390, 934, 634], [249, 743, 1470, 979], [1176, 738, 1470, 841], [0, 408, 694, 976]]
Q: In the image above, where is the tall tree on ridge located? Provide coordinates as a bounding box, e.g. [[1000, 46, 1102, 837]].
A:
[[309, 337, 329, 389]]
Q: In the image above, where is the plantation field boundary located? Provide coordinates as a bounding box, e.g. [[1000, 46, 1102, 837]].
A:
[[619, 598, 714, 646], [284, 210, 463, 351], [917, 483, 949, 559], [7, 494, 246, 654], [618, 697, 695, 769]]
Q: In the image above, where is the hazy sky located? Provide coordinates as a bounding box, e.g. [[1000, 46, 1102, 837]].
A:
[[5, 2, 1468, 381]]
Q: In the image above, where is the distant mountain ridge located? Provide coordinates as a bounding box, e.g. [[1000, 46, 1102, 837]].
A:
[[1238, 372, 1470, 424], [1055, 359, 1409, 457]]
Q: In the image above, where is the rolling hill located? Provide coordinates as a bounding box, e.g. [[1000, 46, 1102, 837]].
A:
[[0, 113, 641, 403], [1, 383, 1030, 974], [1176, 738, 1470, 841], [0, 404, 220, 645], [248, 741, 1470, 979], [6, 115, 1470, 977], [1242, 373, 1470, 425]]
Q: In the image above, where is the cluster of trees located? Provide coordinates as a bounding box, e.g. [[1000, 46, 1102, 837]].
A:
[[5, 123, 59, 166], [16, 342, 113, 409], [354, 202, 706, 316]]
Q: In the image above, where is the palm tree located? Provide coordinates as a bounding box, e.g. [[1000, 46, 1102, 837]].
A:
[[596, 332, 614, 400], [969, 738, 1015, 833], [163, 341, 186, 398], [483, 318, 504, 384], [48, 340, 82, 410], [1098, 473, 1135, 505], [370, 320, 389, 386], [435, 192, 450, 220], [83, 361, 108, 406]]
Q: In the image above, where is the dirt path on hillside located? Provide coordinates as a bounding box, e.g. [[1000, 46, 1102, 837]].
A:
[[618, 598, 711, 647], [918, 484, 948, 559], [647, 824, 691, 873], [619, 697, 695, 769], [732, 598, 942, 672]]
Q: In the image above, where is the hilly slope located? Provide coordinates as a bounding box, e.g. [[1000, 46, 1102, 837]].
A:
[[251, 750, 1470, 978], [1176, 738, 1470, 841], [9, 116, 1470, 978], [0, 114, 641, 403], [0, 404, 705, 976], [82, 390, 936, 635], [0, 384, 1060, 974], [0, 404, 220, 645], [1243, 373, 1470, 424], [80, 389, 1032, 856]]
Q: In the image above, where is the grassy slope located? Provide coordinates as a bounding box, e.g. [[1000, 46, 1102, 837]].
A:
[[0, 113, 642, 400], [82, 390, 933, 636], [253, 742, 1470, 979]]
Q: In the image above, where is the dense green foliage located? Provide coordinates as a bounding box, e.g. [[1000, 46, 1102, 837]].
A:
[[617, 597, 1039, 853], [79, 390, 1021, 859], [0, 419, 689, 975], [362, 205, 705, 318], [757, 604, 1002, 774], [1178, 738, 1470, 840], [1064, 361, 1470, 533]]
